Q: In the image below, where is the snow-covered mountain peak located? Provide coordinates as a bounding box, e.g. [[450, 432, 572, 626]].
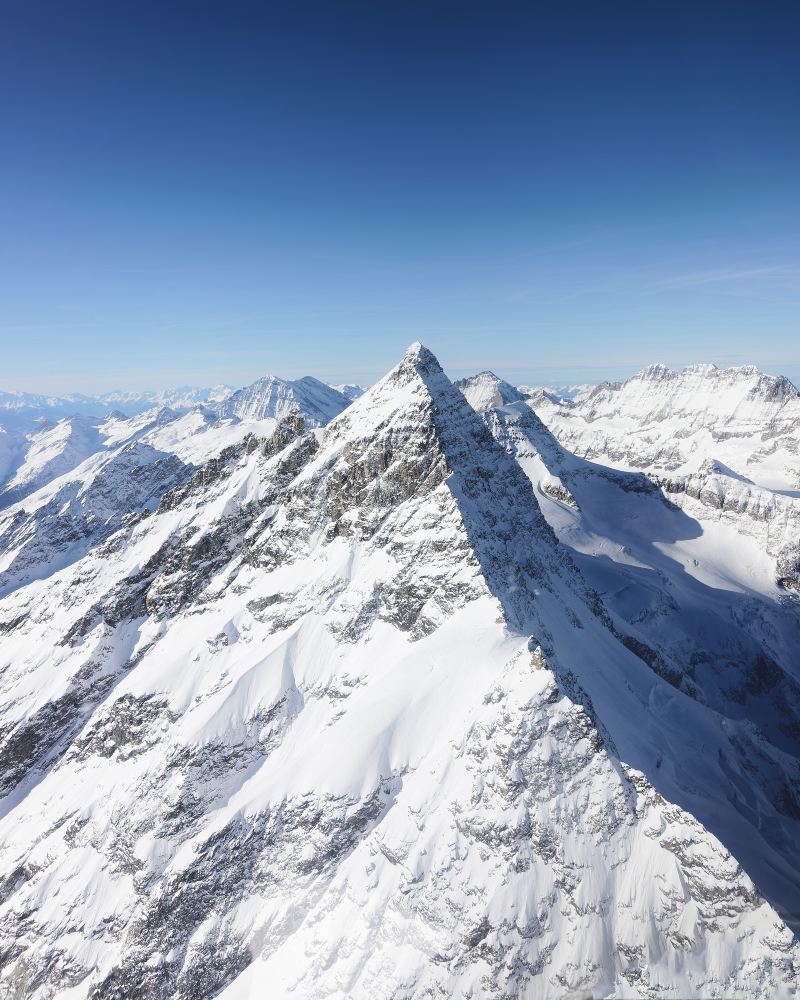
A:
[[324, 340, 452, 436], [389, 338, 442, 379], [637, 361, 675, 382], [217, 372, 350, 426], [403, 337, 426, 359], [1, 345, 799, 997], [558, 360, 800, 433], [454, 370, 528, 413]]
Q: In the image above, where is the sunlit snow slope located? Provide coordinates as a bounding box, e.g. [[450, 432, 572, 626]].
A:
[[526, 363, 800, 595]]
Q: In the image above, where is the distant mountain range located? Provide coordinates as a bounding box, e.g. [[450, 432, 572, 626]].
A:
[[0, 385, 235, 432]]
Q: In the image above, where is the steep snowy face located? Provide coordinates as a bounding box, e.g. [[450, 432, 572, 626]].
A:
[[0, 415, 105, 506], [0, 377, 352, 591], [217, 374, 351, 425], [580, 363, 799, 428], [0, 408, 279, 598], [0, 427, 24, 486], [463, 389, 800, 916], [0, 345, 798, 1000], [0, 378, 349, 503]]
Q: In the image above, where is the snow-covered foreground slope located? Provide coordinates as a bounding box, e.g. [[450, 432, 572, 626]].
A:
[[0, 346, 797, 999]]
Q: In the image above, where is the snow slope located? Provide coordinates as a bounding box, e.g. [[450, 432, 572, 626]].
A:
[[534, 362, 800, 489], [454, 371, 527, 411], [0, 346, 797, 999], [329, 382, 367, 401], [0, 415, 106, 506], [0, 427, 21, 485], [0, 408, 279, 598], [523, 363, 800, 594], [0, 372, 355, 593], [0, 375, 351, 507], [459, 373, 800, 900]]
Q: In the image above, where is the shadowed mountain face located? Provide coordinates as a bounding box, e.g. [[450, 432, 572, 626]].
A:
[[0, 345, 798, 999], [457, 384, 800, 919]]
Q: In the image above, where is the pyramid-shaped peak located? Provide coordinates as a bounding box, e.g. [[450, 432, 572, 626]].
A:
[[403, 339, 427, 359], [399, 340, 443, 375], [217, 372, 350, 426], [332, 343, 449, 417], [327, 341, 458, 441]]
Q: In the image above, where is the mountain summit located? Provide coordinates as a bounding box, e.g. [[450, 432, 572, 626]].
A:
[[0, 345, 797, 999], [217, 373, 351, 425]]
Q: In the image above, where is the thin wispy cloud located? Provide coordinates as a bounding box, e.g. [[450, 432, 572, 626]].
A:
[[654, 265, 800, 291]]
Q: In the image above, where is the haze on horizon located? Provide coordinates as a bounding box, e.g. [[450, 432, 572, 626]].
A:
[[1, 0, 798, 394]]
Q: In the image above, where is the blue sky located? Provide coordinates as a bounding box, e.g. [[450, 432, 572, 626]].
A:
[[1, 1, 799, 392]]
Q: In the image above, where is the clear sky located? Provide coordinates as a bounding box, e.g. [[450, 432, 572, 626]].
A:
[[1, 0, 799, 393]]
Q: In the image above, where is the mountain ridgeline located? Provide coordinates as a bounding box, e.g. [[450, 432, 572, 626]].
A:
[[0, 346, 798, 999]]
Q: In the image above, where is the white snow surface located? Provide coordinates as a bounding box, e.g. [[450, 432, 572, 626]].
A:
[[532, 362, 800, 490], [329, 382, 367, 401], [0, 374, 350, 502], [218, 374, 351, 425], [454, 371, 527, 412], [0, 346, 798, 999], [504, 362, 800, 601], [0, 385, 235, 433]]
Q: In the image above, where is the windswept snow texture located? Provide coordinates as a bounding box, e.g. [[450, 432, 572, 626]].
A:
[[0, 346, 798, 999]]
